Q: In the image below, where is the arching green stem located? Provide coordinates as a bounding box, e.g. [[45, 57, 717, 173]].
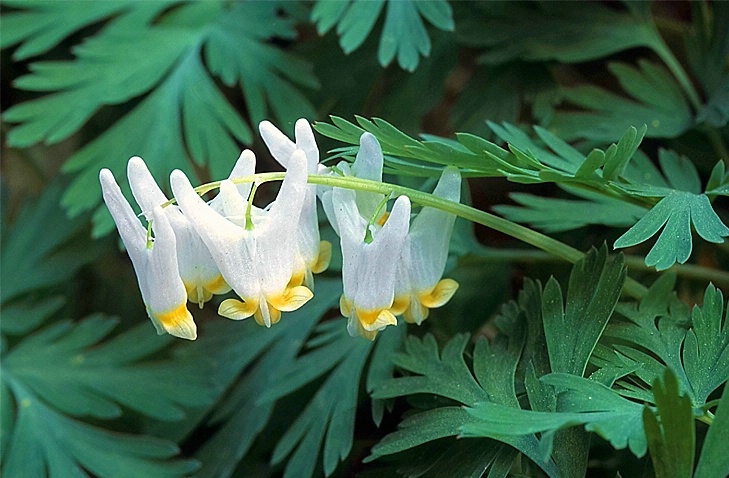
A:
[[166, 172, 649, 300]]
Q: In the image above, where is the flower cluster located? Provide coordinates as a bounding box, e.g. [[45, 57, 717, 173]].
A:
[[100, 120, 461, 340]]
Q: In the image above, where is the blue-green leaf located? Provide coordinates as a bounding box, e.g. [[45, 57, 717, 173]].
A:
[[614, 191, 729, 270], [643, 369, 694, 478]]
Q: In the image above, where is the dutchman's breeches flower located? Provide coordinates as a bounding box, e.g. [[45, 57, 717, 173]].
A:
[[170, 149, 313, 328], [259, 119, 332, 288], [335, 187, 412, 340], [126, 157, 231, 308], [394, 167, 462, 324], [99, 169, 196, 340]]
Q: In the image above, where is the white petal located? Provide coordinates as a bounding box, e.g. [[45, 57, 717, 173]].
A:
[[99, 169, 146, 265], [127, 157, 169, 220], [352, 195, 411, 311], [258, 150, 308, 294], [225, 150, 256, 201], [294, 118, 319, 173], [171, 170, 259, 300], [408, 168, 461, 291], [260, 120, 296, 169], [352, 133, 383, 182]]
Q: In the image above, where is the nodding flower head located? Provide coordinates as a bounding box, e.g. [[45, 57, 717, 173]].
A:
[[170, 149, 313, 328], [394, 167, 461, 325], [99, 168, 196, 340], [334, 186, 411, 340]]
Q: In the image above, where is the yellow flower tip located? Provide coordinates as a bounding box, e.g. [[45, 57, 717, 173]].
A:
[[311, 240, 333, 274], [206, 275, 231, 295], [357, 308, 397, 331], [185, 276, 230, 309], [254, 306, 281, 327], [152, 304, 197, 340], [340, 295, 352, 317], [403, 300, 430, 325], [270, 285, 314, 312], [390, 295, 410, 316], [218, 298, 258, 321], [420, 278, 459, 309], [288, 270, 306, 288]]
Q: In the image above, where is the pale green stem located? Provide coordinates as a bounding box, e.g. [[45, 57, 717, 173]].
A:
[[245, 181, 260, 231], [364, 193, 392, 243], [160, 173, 649, 299], [187, 172, 648, 300], [697, 410, 714, 426]]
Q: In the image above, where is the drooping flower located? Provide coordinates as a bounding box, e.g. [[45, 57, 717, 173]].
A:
[[259, 119, 331, 288], [334, 187, 412, 340], [126, 156, 231, 308], [394, 167, 461, 325], [99, 169, 196, 340], [170, 149, 313, 327]]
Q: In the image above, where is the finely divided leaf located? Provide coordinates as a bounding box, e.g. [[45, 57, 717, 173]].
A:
[[694, 383, 729, 478], [2, 380, 198, 478], [494, 189, 646, 233], [0, 182, 98, 303], [312, 0, 454, 72], [543, 246, 626, 377], [614, 191, 729, 270], [4, 316, 216, 421], [0, 0, 170, 60], [550, 61, 692, 142]]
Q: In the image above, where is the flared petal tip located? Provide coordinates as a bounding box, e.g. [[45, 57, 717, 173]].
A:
[[151, 304, 197, 340], [218, 298, 258, 321]]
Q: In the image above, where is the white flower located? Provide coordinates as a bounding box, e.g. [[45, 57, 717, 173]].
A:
[[259, 119, 331, 288], [394, 167, 461, 325], [334, 187, 412, 340], [126, 156, 231, 308], [170, 149, 313, 327], [99, 169, 196, 340]]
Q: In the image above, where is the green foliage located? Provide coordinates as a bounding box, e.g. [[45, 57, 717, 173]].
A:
[[457, 2, 661, 65], [643, 370, 695, 478], [550, 61, 692, 142], [4, 1, 729, 476], [694, 384, 729, 478], [0, 182, 98, 303], [1, 316, 210, 477], [311, 0, 454, 72], [3, 1, 316, 236], [605, 275, 729, 408]]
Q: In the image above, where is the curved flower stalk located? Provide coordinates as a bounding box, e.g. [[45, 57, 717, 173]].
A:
[[334, 187, 412, 340], [394, 167, 461, 324], [170, 149, 313, 327], [99, 169, 196, 340], [259, 119, 332, 288]]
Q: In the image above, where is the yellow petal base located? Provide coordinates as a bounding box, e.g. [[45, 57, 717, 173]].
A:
[[399, 278, 460, 325], [340, 295, 398, 340], [311, 241, 332, 274], [185, 275, 231, 308], [150, 303, 197, 340], [220, 286, 313, 328]]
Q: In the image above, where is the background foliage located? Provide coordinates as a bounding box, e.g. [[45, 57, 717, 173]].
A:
[[1, 1, 728, 477]]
